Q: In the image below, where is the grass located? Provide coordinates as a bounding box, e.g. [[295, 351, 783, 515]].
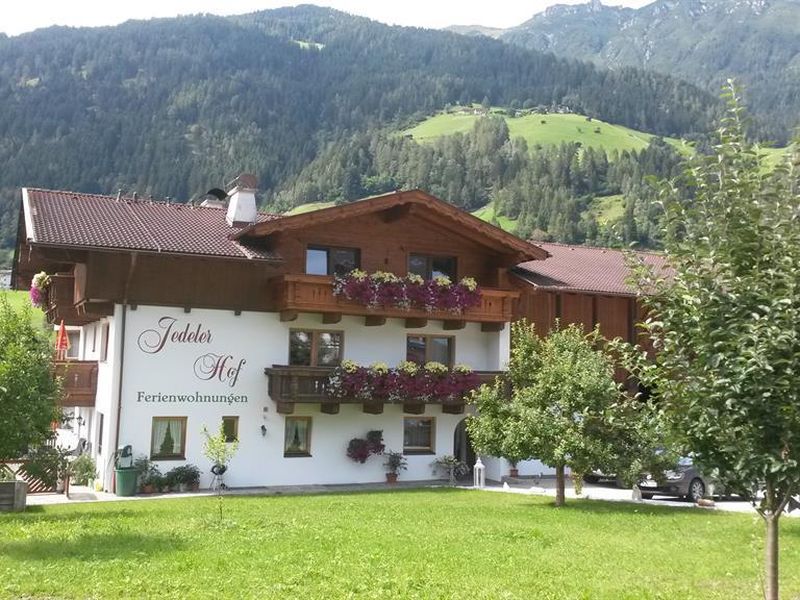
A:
[[471, 202, 517, 233], [589, 194, 626, 225], [402, 110, 692, 156], [1, 489, 799, 599], [0, 289, 46, 329]]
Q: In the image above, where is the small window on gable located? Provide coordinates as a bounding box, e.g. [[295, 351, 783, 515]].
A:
[[408, 254, 456, 280], [306, 246, 360, 276]]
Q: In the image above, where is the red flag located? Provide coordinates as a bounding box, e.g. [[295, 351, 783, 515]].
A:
[[55, 320, 69, 360]]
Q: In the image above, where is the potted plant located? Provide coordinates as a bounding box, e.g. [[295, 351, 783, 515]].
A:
[[170, 464, 201, 492], [383, 450, 408, 484], [432, 455, 469, 485], [508, 461, 519, 479]]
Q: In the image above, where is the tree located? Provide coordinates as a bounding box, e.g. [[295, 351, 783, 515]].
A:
[[627, 83, 800, 600], [468, 321, 623, 506], [0, 296, 60, 460]]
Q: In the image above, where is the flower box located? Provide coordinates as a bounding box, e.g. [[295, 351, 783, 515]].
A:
[[333, 270, 481, 314]]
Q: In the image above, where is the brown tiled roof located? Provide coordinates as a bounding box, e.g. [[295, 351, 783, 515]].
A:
[[23, 188, 282, 261], [514, 242, 671, 296], [235, 189, 550, 262]]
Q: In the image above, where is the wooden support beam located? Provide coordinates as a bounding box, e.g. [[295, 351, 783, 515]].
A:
[[443, 319, 466, 330], [442, 403, 464, 415], [276, 401, 295, 415], [363, 402, 384, 414], [481, 322, 505, 333], [322, 313, 342, 324], [364, 316, 386, 327], [403, 403, 425, 415], [405, 318, 427, 329], [320, 402, 340, 415], [280, 310, 298, 322]]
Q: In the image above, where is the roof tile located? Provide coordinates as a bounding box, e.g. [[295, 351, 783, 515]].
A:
[[515, 242, 670, 296], [25, 188, 282, 261]]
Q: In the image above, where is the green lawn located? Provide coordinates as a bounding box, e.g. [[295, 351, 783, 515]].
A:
[[403, 110, 691, 156], [0, 289, 47, 328], [2, 489, 799, 599], [472, 202, 517, 233], [589, 194, 626, 225]]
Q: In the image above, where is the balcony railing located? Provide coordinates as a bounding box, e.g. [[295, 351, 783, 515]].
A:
[[265, 364, 503, 415], [54, 360, 98, 407], [269, 274, 518, 329]]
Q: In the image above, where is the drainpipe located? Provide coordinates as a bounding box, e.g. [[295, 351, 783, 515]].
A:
[[110, 252, 137, 492]]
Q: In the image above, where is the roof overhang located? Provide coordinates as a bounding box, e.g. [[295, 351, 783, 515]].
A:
[[233, 189, 549, 263]]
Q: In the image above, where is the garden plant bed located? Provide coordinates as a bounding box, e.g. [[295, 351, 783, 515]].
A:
[[1, 489, 799, 598]]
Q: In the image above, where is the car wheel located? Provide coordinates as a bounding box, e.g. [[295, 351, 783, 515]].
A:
[[687, 478, 705, 503], [641, 493, 654, 500]]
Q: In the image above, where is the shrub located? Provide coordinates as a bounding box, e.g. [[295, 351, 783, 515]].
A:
[[70, 454, 97, 485]]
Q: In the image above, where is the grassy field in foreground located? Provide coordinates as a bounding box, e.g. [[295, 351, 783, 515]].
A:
[[403, 110, 692, 156], [0, 289, 46, 328], [1, 489, 799, 599]]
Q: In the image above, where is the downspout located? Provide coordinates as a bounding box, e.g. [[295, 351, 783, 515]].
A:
[[111, 252, 137, 492]]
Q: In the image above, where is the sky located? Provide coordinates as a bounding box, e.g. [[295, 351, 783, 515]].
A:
[[0, 0, 654, 36]]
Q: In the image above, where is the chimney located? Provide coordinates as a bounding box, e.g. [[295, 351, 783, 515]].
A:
[[225, 173, 259, 226]]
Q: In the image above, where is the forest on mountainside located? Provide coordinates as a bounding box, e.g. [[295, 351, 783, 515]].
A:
[[495, 0, 800, 143], [272, 115, 688, 248], [0, 5, 720, 263]]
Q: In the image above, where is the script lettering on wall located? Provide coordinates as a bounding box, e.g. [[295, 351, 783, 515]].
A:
[[136, 316, 247, 389]]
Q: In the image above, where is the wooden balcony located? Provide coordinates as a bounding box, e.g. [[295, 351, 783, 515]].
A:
[[46, 273, 112, 326], [265, 364, 503, 415], [270, 274, 519, 331], [54, 360, 98, 407]]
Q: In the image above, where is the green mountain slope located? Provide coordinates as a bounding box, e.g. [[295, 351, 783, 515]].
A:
[[0, 5, 721, 265], [496, 0, 800, 143], [403, 109, 692, 155]]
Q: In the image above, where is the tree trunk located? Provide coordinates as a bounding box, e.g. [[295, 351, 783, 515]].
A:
[[764, 512, 780, 600], [555, 464, 565, 507]]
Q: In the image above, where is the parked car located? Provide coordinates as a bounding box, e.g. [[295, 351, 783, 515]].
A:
[[638, 457, 716, 502]]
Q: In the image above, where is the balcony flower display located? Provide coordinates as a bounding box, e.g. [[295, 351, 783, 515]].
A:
[[332, 269, 481, 313], [328, 361, 481, 404], [29, 271, 51, 309]]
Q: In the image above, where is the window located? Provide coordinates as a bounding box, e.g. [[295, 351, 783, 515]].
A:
[[150, 417, 187, 460], [406, 335, 454, 366], [284, 417, 312, 457], [404, 417, 435, 453], [66, 331, 80, 359], [222, 416, 239, 443], [306, 246, 360, 276], [289, 330, 343, 367], [100, 323, 110, 362], [97, 412, 104, 455], [408, 254, 456, 280]]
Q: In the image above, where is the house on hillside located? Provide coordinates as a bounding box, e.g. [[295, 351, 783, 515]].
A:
[[14, 180, 549, 490], [12, 179, 659, 491]]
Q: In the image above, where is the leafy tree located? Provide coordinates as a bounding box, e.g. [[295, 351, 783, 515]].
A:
[[468, 321, 624, 506], [626, 84, 800, 600], [0, 296, 60, 460]]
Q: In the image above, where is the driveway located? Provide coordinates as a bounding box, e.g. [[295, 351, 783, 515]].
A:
[[488, 476, 798, 517]]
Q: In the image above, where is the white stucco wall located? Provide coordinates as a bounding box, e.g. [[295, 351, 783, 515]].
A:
[[92, 305, 507, 489]]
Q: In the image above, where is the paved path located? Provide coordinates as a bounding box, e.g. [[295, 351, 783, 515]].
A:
[[25, 478, 798, 518]]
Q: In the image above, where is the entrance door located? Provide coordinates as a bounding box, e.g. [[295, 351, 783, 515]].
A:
[[453, 419, 475, 479]]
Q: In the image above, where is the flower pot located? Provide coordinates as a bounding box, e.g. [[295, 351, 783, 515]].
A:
[[386, 472, 398, 484], [509, 468, 519, 478]]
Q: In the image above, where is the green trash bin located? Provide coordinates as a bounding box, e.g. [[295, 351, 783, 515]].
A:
[[115, 467, 138, 497]]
